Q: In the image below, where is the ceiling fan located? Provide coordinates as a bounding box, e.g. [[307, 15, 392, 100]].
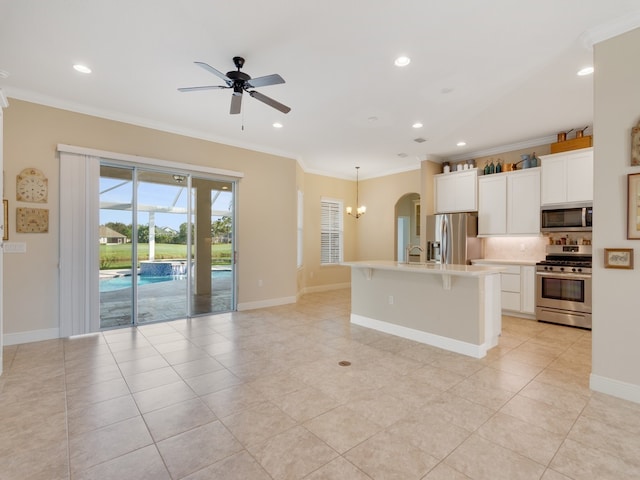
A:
[[178, 56, 291, 115]]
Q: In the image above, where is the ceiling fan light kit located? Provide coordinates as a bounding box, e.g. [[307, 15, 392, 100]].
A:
[[178, 56, 290, 115]]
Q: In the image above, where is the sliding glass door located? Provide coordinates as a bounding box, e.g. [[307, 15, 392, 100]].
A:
[[99, 163, 235, 328]]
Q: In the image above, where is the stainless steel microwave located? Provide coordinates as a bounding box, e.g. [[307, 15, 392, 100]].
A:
[[541, 203, 593, 232]]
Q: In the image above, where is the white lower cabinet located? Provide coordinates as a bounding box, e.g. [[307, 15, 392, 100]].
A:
[[472, 261, 536, 317], [521, 265, 536, 314], [500, 265, 521, 311]]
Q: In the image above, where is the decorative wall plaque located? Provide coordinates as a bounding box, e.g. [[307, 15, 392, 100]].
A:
[[16, 207, 49, 233], [16, 168, 48, 203]]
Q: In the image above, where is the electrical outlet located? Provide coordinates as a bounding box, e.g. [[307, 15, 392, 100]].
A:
[[520, 243, 525, 252], [388, 295, 394, 305], [258, 279, 263, 287]]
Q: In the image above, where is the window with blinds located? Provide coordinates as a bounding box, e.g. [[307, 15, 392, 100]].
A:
[[320, 198, 343, 265], [297, 190, 303, 268]]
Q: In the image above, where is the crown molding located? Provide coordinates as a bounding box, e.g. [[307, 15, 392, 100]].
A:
[[445, 134, 558, 163], [4, 87, 300, 163], [0, 89, 8, 108], [580, 11, 640, 49]]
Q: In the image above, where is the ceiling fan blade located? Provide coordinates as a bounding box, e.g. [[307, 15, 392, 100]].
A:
[[194, 61, 233, 86], [248, 90, 291, 114], [246, 74, 285, 88], [230, 93, 242, 114], [177, 85, 229, 92]]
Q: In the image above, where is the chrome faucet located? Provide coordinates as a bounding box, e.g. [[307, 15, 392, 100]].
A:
[[405, 244, 424, 263]]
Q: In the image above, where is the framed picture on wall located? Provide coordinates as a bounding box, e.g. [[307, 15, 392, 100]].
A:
[[627, 173, 640, 239], [604, 248, 634, 269], [2, 199, 7, 241], [632, 122, 640, 166]]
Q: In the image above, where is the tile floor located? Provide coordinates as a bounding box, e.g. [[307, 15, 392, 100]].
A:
[[1, 288, 640, 479]]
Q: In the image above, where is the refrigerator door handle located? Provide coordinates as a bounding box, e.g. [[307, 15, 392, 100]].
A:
[[441, 215, 449, 264]]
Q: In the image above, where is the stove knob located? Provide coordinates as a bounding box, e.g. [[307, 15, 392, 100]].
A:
[[572, 268, 577, 272], [577, 268, 582, 273], [560, 267, 565, 272]]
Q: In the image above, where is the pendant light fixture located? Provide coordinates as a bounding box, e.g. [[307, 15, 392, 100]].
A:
[[346, 166, 366, 218]]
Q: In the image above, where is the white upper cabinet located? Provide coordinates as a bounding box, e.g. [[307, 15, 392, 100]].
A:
[[508, 169, 540, 234], [478, 168, 540, 236], [434, 169, 478, 213], [478, 175, 507, 234], [540, 148, 593, 206]]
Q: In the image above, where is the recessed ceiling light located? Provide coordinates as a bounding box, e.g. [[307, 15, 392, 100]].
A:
[[412, 122, 423, 129], [394, 56, 411, 67], [577, 66, 594, 76], [456, 141, 467, 147], [441, 88, 453, 94], [272, 122, 283, 128], [73, 64, 92, 74]]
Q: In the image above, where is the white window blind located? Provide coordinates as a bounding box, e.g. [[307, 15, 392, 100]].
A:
[[297, 190, 304, 268], [320, 198, 343, 265]]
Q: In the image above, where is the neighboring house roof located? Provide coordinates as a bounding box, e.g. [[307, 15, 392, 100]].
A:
[[99, 226, 127, 238]]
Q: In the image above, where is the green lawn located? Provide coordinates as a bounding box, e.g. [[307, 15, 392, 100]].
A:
[[100, 243, 232, 270]]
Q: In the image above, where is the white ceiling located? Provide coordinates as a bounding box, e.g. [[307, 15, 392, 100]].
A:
[[2, 1, 640, 180]]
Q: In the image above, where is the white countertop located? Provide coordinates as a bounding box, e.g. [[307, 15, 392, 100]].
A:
[[342, 260, 504, 277], [471, 258, 540, 266]]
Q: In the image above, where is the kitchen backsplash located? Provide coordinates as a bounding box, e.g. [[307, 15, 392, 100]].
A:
[[482, 237, 547, 261], [482, 233, 592, 261]]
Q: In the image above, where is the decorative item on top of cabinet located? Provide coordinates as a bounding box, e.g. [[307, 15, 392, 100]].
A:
[[16, 168, 48, 203], [551, 126, 593, 154]]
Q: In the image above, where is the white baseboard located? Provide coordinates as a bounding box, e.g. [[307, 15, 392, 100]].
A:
[[301, 282, 350, 295], [4, 328, 60, 346], [590, 373, 640, 404], [351, 313, 492, 359], [503, 311, 536, 320], [237, 296, 297, 311]]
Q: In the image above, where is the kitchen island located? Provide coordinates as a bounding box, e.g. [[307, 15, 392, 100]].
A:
[[343, 261, 504, 358]]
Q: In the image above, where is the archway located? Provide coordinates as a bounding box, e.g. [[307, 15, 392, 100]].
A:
[[394, 192, 421, 262]]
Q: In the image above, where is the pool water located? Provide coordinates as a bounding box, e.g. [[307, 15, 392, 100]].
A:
[[100, 270, 231, 293]]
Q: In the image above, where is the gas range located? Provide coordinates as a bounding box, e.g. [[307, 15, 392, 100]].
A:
[[536, 245, 592, 274], [535, 244, 592, 329]]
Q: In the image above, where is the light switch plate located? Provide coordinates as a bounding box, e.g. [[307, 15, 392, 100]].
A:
[[2, 242, 27, 253]]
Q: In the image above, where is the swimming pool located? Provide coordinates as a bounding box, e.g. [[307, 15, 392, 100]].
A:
[[99, 270, 231, 293]]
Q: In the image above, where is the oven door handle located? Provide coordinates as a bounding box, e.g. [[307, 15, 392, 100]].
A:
[[536, 272, 591, 280]]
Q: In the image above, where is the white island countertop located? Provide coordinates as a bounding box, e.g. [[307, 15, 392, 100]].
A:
[[343, 260, 505, 277]]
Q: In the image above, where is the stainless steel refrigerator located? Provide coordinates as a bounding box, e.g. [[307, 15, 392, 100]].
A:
[[425, 213, 481, 265]]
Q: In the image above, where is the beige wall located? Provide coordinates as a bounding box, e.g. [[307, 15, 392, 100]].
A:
[[356, 169, 422, 261], [301, 172, 355, 291], [3, 99, 297, 336], [592, 27, 640, 401]]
